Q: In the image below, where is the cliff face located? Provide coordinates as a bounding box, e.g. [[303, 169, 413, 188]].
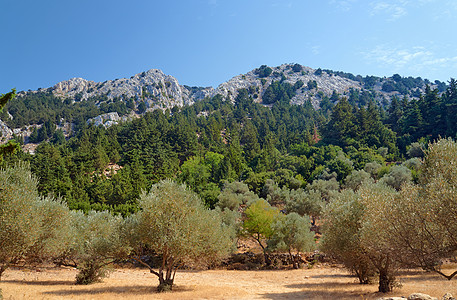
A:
[[0, 119, 13, 143], [214, 64, 363, 108], [48, 69, 214, 111], [29, 63, 431, 112], [36, 64, 367, 112]]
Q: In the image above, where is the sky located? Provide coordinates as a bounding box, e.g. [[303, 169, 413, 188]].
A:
[[1, 0, 457, 92]]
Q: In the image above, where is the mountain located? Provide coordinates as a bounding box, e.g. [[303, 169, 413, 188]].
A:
[[49, 69, 213, 108], [0, 63, 447, 145]]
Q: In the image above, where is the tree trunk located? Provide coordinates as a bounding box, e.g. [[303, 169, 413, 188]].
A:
[[255, 235, 270, 266], [289, 250, 298, 269], [0, 265, 6, 281], [157, 275, 174, 292], [378, 269, 393, 293]]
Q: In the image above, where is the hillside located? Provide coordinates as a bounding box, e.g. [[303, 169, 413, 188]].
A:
[[0, 63, 446, 144]]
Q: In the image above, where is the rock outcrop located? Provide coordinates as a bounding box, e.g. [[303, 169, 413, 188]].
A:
[[22, 63, 433, 115], [86, 112, 132, 128], [4, 63, 439, 144], [378, 293, 455, 300], [48, 69, 214, 111], [214, 64, 363, 108], [0, 119, 13, 142]]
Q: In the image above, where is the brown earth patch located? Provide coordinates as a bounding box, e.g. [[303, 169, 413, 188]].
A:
[[1, 265, 456, 299]]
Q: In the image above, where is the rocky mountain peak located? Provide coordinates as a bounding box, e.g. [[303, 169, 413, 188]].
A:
[[46, 69, 214, 111], [213, 63, 363, 108]]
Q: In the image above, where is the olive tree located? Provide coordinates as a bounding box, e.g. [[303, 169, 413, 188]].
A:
[[63, 210, 129, 284], [262, 179, 289, 206], [320, 189, 374, 284], [268, 212, 315, 268], [358, 182, 401, 293], [125, 180, 232, 292], [284, 189, 325, 226], [242, 199, 280, 265], [0, 163, 41, 280], [0, 163, 81, 280], [382, 138, 457, 280], [321, 183, 400, 293], [378, 165, 412, 190], [407, 141, 425, 158], [25, 197, 73, 265], [217, 180, 259, 211], [344, 169, 373, 191], [363, 161, 382, 180]]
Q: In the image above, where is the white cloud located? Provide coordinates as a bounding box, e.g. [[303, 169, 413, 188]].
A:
[[362, 44, 457, 76], [370, 0, 457, 21], [370, 0, 409, 20], [311, 46, 321, 55], [329, 0, 358, 12]]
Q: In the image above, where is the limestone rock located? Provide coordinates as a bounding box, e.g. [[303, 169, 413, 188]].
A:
[[46, 69, 213, 111], [0, 119, 13, 141], [442, 293, 455, 300], [87, 112, 122, 128], [407, 293, 438, 300], [213, 64, 363, 109]]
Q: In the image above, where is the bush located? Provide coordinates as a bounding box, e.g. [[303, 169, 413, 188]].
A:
[[379, 165, 412, 190], [256, 65, 273, 78], [344, 169, 373, 191]]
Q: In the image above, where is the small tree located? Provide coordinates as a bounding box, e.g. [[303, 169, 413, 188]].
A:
[[378, 165, 412, 190], [406, 141, 425, 158], [0, 163, 41, 280], [363, 161, 382, 180], [125, 180, 232, 292], [25, 197, 73, 265], [262, 179, 288, 206], [320, 189, 374, 284], [242, 199, 280, 264], [268, 213, 315, 269], [383, 138, 457, 280], [285, 189, 325, 226], [344, 169, 373, 191], [65, 210, 129, 284], [217, 181, 259, 211], [358, 182, 400, 292]]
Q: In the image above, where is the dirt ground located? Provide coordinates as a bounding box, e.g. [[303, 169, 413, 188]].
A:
[[1, 264, 456, 300]]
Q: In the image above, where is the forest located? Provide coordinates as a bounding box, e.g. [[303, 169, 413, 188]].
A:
[[1, 78, 457, 293]]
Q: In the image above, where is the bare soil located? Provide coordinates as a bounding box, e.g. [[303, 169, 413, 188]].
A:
[[1, 264, 456, 299]]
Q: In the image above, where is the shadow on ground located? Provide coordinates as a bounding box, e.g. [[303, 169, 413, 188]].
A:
[[4, 279, 74, 286], [261, 274, 380, 300], [43, 285, 192, 296]]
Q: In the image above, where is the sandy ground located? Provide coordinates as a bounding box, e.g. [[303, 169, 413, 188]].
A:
[[1, 265, 456, 300]]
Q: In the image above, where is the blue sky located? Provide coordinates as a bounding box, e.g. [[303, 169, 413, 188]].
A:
[[1, 0, 457, 92]]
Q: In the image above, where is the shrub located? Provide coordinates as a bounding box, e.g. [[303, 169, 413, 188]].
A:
[[255, 65, 273, 78], [379, 165, 412, 190]]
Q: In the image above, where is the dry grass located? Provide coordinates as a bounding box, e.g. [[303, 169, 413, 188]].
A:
[[1, 264, 456, 299]]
